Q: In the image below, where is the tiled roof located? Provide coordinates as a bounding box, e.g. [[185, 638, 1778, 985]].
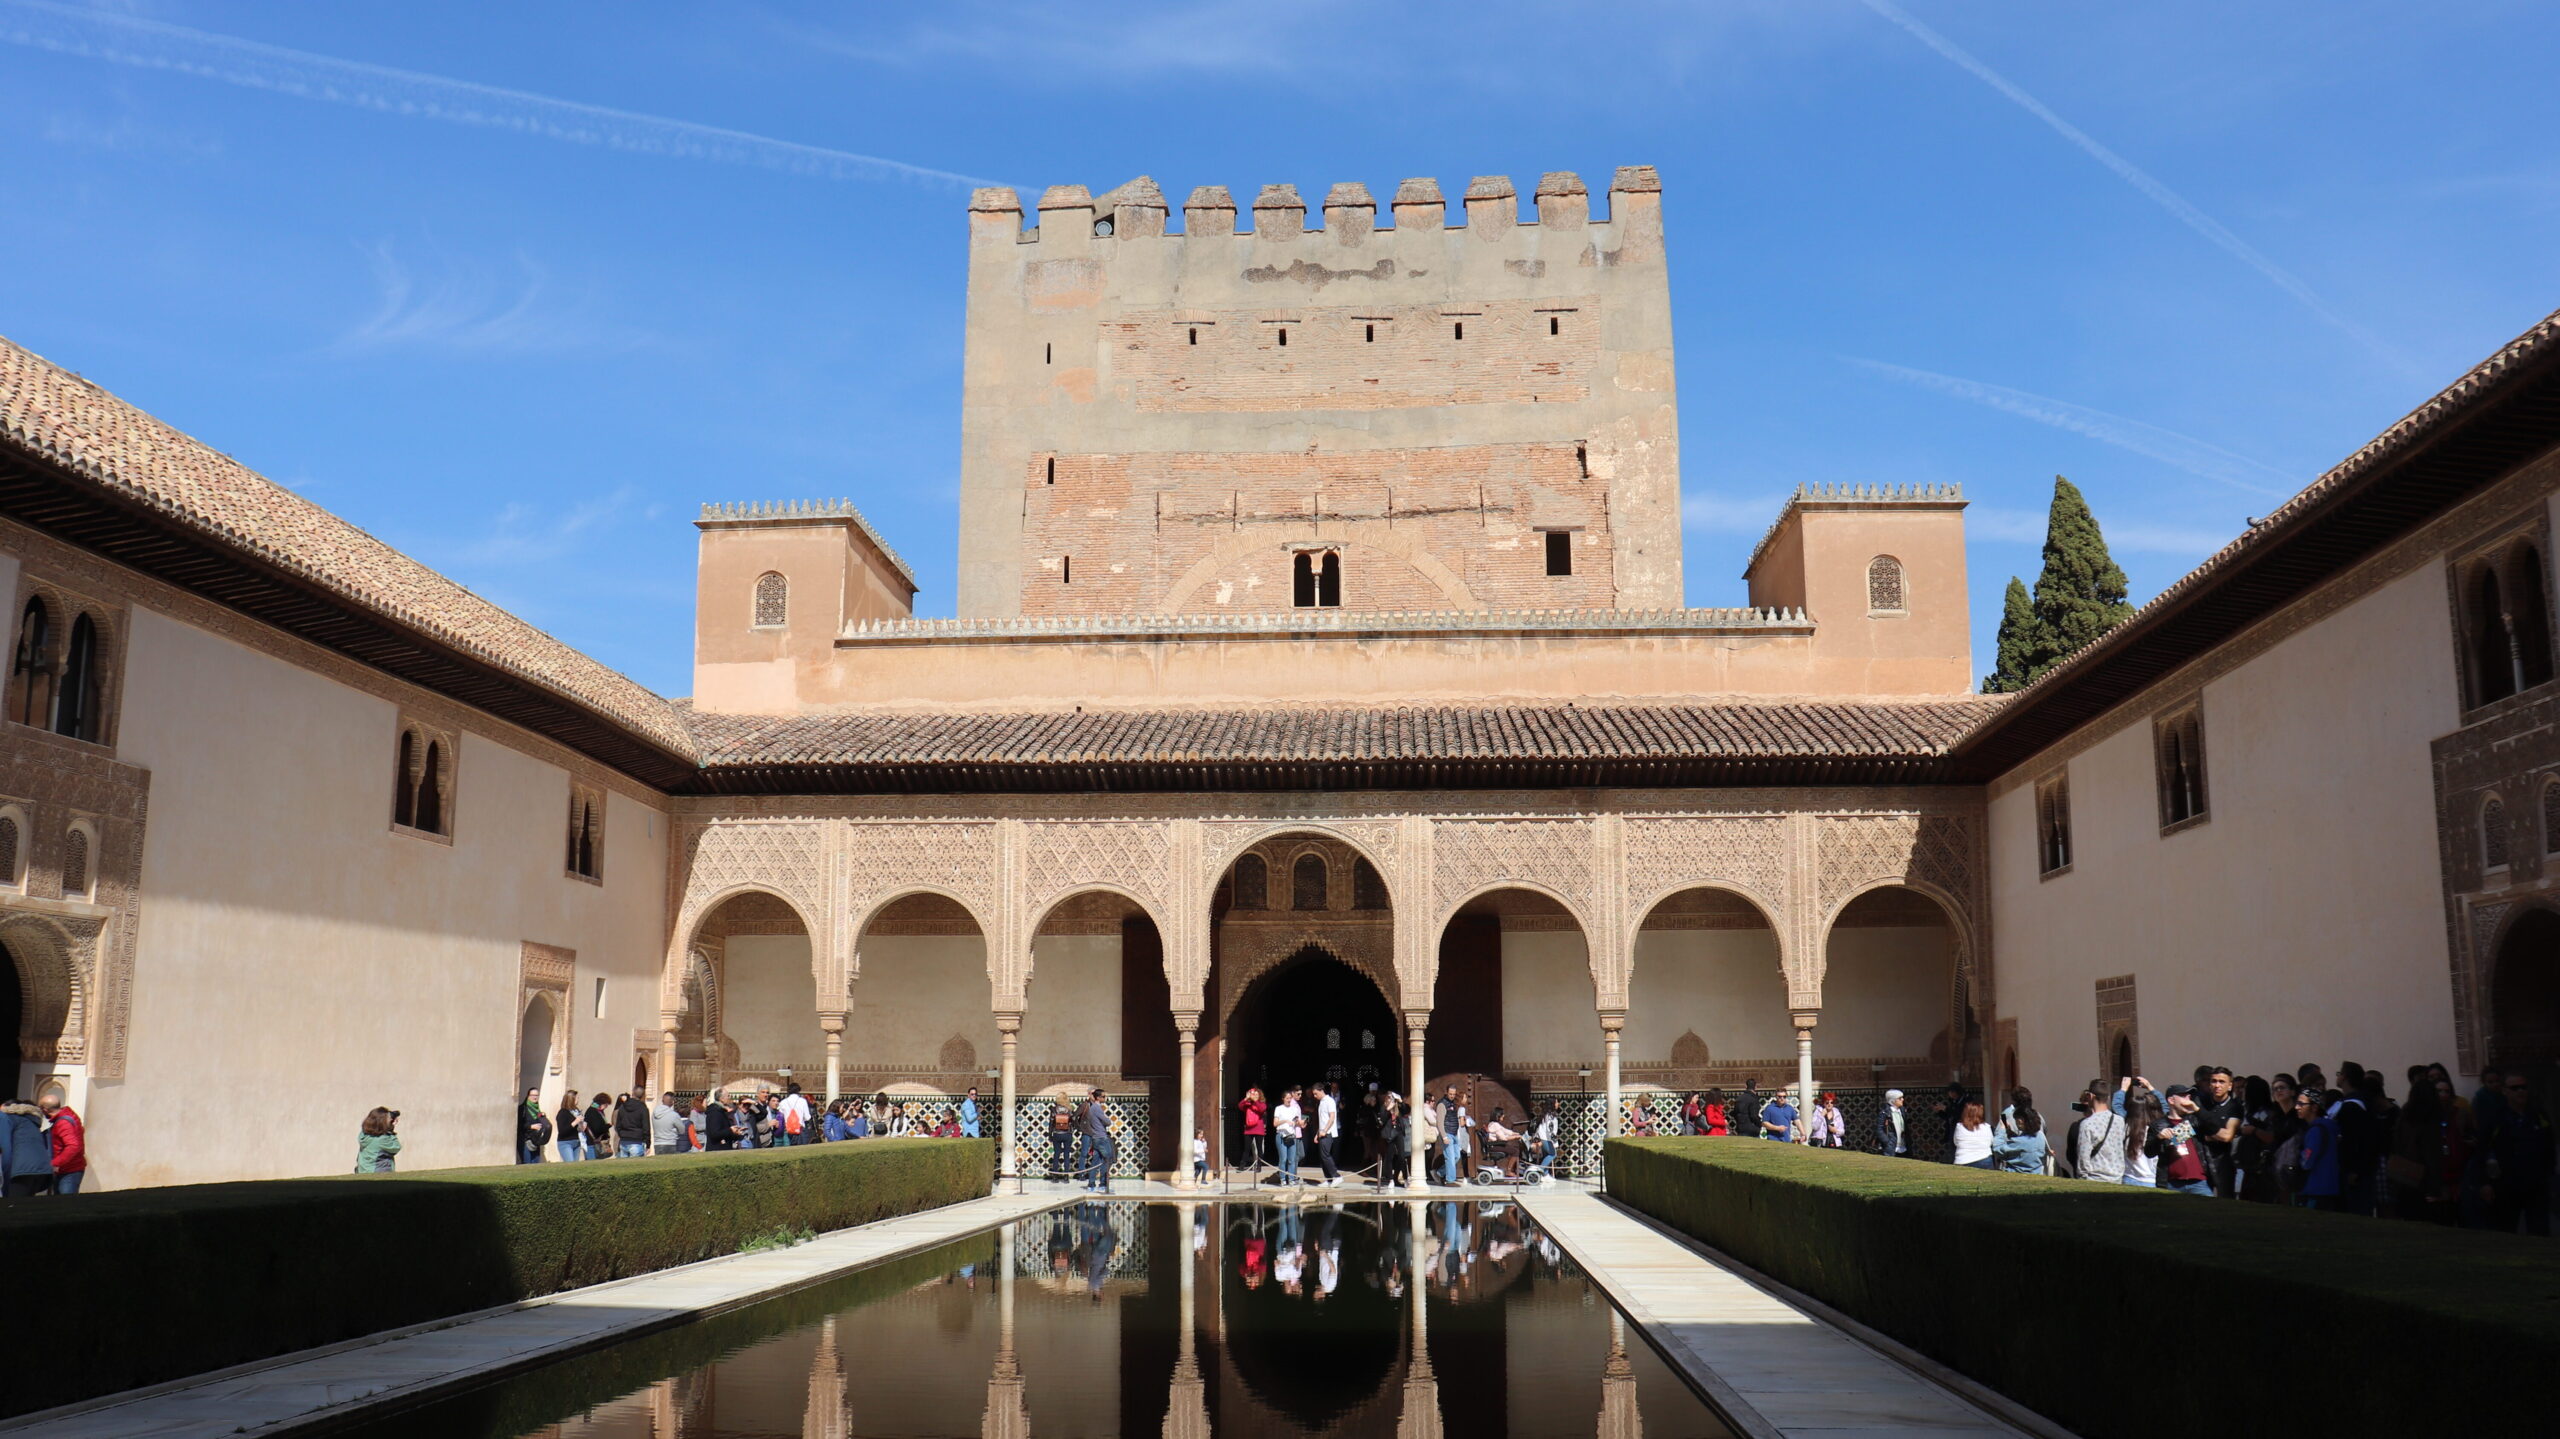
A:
[[0, 335, 697, 763], [681, 699, 2006, 792]]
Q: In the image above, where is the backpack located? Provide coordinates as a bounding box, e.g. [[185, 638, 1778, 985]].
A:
[[2273, 1131, 2307, 1189]]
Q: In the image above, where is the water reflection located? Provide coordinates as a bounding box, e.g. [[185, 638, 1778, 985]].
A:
[[379, 1202, 1729, 1439]]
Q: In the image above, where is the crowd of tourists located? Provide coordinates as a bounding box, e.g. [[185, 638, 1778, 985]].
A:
[[1658, 1060, 2554, 1236], [1232, 1081, 1563, 1187], [506, 1082, 995, 1166], [0, 1085, 85, 1198]]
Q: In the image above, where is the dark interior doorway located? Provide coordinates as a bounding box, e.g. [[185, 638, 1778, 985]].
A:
[[1227, 948, 1397, 1170], [2493, 908, 2560, 1126], [0, 939, 21, 1097]]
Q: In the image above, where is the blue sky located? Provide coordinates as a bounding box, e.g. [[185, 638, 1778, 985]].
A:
[[3, 0, 2555, 698]]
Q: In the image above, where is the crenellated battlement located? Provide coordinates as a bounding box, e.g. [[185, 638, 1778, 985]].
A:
[[969, 167, 1662, 245], [697, 498, 917, 588]]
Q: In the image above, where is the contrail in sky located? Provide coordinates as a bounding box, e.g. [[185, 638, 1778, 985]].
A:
[[1847, 357, 2294, 497], [0, 0, 999, 189], [1856, 0, 2415, 376]]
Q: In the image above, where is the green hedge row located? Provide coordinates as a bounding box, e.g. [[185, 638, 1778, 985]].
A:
[[0, 1138, 991, 1421], [1605, 1137, 2560, 1439]]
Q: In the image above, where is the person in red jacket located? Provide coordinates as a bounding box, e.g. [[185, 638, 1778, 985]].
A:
[[39, 1086, 85, 1194]]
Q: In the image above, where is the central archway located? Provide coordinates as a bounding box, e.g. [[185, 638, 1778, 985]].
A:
[[1226, 947, 1399, 1172]]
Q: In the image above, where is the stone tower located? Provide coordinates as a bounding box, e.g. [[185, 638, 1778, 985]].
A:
[[955, 169, 1681, 619]]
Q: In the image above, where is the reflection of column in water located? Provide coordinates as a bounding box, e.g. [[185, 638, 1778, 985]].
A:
[[648, 1377, 680, 1439], [1600, 1309, 1642, 1439], [1398, 1201, 1443, 1439], [983, 1226, 1025, 1439], [801, 1314, 847, 1439], [1163, 1202, 1209, 1439]]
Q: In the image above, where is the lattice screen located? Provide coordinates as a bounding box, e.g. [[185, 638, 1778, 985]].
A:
[[1535, 1087, 1956, 1175], [1010, 1198, 1152, 1278], [1011, 1095, 1151, 1178]]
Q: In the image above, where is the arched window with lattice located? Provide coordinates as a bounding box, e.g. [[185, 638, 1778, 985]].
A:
[[2542, 781, 2560, 856], [753, 571, 788, 628], [1867, 555, 1906, 614], [1292, 853, 1328, 910], [1352, 857, 1389, 909], [2484, 795, 2511, 871], [1228, 852, 1268, 910], [61, 824, 91, 900], [54, 612, 102, 742], [0, 809, 20, 887], [9, 597, 52, 728]]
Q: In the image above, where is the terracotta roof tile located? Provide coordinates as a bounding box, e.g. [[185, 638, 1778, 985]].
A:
[[682, 699, 2006, 772], [0, 335, 695, 761]]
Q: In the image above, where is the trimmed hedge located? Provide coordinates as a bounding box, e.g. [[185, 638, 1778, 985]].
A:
[[0, 1137, 990, 1421], [1606, 1138, 2560, 1439]]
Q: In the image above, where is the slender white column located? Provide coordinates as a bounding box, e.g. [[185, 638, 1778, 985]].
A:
[[1174, 1016, 1199, 1190], [822, 1021, 844, 1103], [997, 1014, 1022, 1180], [1405, 1021, 1430, 1191], [657, 1020, 678, 1096], [1793, 1011, 1818, 1125], [1601, 1013, 1625, 1137]]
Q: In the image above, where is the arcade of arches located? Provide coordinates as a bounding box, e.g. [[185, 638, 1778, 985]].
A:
[[654, 802, 1985, 1178]]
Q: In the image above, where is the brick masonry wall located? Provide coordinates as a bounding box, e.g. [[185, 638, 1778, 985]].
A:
[[1020, 442, 1616, 613], [1111, 299, 1598, 413]]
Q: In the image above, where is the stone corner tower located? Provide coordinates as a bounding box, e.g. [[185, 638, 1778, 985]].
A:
[[955, 168, 1681, 620]]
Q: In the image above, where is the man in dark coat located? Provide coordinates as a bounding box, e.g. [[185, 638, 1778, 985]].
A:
[[1081, 1088, 1113, 1192], [613, 1092, 651, 1158]]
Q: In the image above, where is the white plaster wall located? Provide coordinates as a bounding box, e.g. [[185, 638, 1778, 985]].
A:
[[1023, 933, 1122, 1070], [722, 933, 819, 1068], [1990, 562, 2463, 1121], [1501, 929, 1594, 1064], [846, 934, 994, 1071], [1818, 924, 1953, 1058], [1622, 928, 1792, 1066], [100, 607, 670, 1188]]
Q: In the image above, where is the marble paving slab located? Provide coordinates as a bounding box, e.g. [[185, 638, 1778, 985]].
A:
[[0, 1191, 1071, 1439], [1516, 1188, 2044, 1439]]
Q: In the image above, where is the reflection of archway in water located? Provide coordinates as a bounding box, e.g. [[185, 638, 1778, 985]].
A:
[[516, 993, 555, 1098], [1220, 1202, 1403, 1431], [1228, 947, 1398, 1170]]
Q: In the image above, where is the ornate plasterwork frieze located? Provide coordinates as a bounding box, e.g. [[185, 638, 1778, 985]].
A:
[[0, 722, 146, 1080]]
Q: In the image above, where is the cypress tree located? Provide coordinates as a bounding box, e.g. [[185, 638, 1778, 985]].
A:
[[1981, 576, 2040, 693], [2028, 475, 2133, 670]]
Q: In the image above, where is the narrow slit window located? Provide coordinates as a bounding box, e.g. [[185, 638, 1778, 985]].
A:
[[1453, 321, 1464, 340], [1188, 327, 1197, 345], [1044, 342, 1052, 364], [592, 977, 608, 1020], [1278, 328, 1288, 346], [1062, 556, 1072, 584], [1549, 315, 1560, 335], [1575, 442, 1588, 478], [1365, 323, 1375, 342], [1544, 531, 1573, 577], [1045, 457, 1056, 485]]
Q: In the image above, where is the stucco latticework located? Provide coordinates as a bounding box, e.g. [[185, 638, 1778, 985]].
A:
[[661, 799, 1990, 1073]]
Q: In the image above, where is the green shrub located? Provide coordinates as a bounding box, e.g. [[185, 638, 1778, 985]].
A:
[[0, 1138, 990, 1420], [1606, 1138, 2560, 1439]]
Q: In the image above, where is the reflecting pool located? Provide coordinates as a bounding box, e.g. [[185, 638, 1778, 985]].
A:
[[347, 1200, 1734, 1438]]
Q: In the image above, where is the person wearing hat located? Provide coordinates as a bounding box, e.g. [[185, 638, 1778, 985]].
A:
[[1874, 1088, 1911, 1157]]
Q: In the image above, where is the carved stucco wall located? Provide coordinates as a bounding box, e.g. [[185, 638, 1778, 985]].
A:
[[663, 795, 1989, 1047]]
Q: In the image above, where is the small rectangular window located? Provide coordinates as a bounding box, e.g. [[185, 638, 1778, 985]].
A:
[[1044, 342, 1052, 364], [1188, 327, 1198, 345], [1062, 556, 1072, 584], [1045, 457, 1055, 485], [1544, 531, 1573, 577], [1278, 328, 1288, 346], [1365, 323, 1375, 342], [1549, 315, 1559, 335], [592, 977, 607, 1019], [1453, 321, 1464, 340]]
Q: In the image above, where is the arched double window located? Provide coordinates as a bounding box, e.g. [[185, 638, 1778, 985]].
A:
[[1292, 550, 1341, 608], [2035, 772, 2072, 876], [393, 723, 452, 837], [566, 789, 602, 880], [753, 571, 789, 628], [1867, 555, 1907, 613], [2155, 707, 2208, 829], [9, 597, 53, 728], [7, 596, 112, 742], [2461, 543, 2557, 708]]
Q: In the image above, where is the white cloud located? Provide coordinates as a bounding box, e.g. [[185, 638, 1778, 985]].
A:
[[331, 244, 651, 356], [1855, 0, 2415, 376], [1969, 505, 2229, 557], [1847, 357, 2294, 498], [459, 488, 636, 567], [0, 0, 998, 189]]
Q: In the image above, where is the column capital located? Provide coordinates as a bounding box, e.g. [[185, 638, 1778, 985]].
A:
[[1789, 1010, 1820, 1031], [1172, 1009, 1202, 1034], [1400, 1010, 1433, 1033], [819, 1014, 847, 1034], [995, 1012, 1024, 1036], [1598, 1009, 1627, 1035]]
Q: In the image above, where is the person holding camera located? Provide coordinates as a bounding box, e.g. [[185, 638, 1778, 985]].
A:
[[356, 1107, 402, 1173]]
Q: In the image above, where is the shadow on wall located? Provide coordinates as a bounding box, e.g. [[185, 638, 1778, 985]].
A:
[[0, 1140, 989, 1421]]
